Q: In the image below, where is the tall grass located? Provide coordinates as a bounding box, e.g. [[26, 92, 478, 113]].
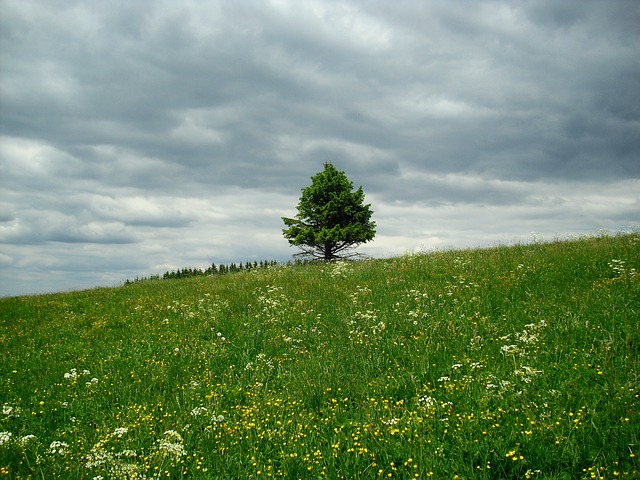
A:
[[1, 233, 638, 479]]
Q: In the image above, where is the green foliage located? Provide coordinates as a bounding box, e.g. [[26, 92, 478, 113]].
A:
[[157, 260, 282, 281], [0, 232, 638, 479], [282, 162, 376, 260]]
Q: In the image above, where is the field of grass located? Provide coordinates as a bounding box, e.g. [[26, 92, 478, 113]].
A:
[[1, 232, 638, 479]]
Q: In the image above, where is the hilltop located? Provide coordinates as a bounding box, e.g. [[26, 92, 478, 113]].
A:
[[1, 233, 638, 478]]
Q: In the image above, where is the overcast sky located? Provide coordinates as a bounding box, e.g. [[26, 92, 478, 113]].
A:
[[1, 0, 639, 296]]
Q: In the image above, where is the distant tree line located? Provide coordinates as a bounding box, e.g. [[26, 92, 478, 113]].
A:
[[124, 259, 312, 285], [162, 260, 281, 280]]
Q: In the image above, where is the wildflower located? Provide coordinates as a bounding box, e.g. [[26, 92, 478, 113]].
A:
[[191, 406, 208, 417], [154, 430, 187, 461], [116, 449, 137, 459], [0, 431, 12, 446], [418, 395, 436, 408], [2, 404, 20, 418], [437, 376, 450, 383], [212, 414, 225, 423], [85, 449, 111, 468], [49, 440, 69, 455], [500, 344, 521, 356], [19, 434, 37, 446], [113, 427, 128, 438]]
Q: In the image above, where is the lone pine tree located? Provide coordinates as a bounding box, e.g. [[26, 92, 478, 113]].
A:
[[282, 162, 376, 260]]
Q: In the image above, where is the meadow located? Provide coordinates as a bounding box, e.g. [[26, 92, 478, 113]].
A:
[[1, 232, 638, 479]]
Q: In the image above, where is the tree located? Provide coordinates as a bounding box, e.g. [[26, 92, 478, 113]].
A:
[[282, 162, 376, 260]]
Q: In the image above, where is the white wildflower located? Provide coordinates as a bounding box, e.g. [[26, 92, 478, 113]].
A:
[[155, 430, 187, 460], [2, 403, 20, 418], [19, 434, 37, 446], [418, 395, 436, 408], [0, 431, 12, 446], [500, 344, 520, 356], [113, 427, 128, 438], [49, 440, 69, 455], [212, 414, 225, 423], [85, 449, 111, 468], [190, 407, 208, 417]]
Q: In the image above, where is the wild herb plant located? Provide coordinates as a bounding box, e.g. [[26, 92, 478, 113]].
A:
[[1, 232, 638, 478]]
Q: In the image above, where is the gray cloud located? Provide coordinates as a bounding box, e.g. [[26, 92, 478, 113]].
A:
[[1, 0, 638, 296]]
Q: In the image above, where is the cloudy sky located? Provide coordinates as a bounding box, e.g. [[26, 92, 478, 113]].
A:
[[1, 0, 639, 296]]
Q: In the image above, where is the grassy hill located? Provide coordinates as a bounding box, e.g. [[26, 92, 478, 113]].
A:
[[1, 233, 638, 479]]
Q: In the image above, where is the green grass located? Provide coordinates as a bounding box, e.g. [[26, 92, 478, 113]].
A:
[[1, 232, 638, 479]]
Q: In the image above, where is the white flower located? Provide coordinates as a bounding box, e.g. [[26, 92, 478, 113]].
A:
[[212, 414, 225, 423], [2, 404, 20, 418], [85, 449, 111, 469], [500, 344, 520, 356], [154, 430, 187, 460], [49, 440, 69, 455], [162, 430, 182, 442], [113, 427, 128, 438], [0, 431, 12, 446], [190, 407, 208, 417], [418, 395, 436, 408], [19, 434, 37, 446]]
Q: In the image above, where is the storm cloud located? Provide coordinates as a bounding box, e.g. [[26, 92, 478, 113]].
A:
[[1, 0, 638, 296]]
